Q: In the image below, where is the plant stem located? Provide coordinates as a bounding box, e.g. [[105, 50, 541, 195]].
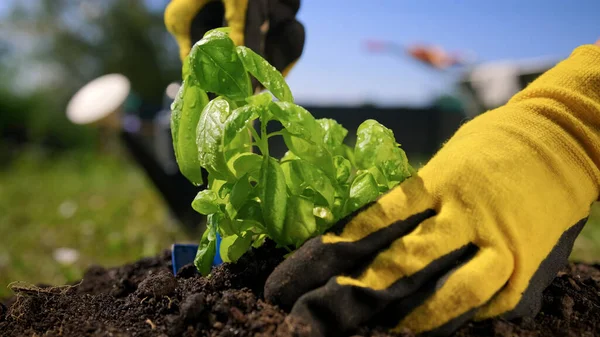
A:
[[249, 126, 263, 153], [260, 119, 269, 158], [249, 124, 261, 141], [267, 131, 284, 139]]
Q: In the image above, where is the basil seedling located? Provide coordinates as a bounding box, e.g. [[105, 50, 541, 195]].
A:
[[172, 28, 414, 275]]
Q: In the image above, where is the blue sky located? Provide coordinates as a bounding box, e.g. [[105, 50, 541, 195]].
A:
[[282, 0, 600, 106], [3, 0, 599, 106]]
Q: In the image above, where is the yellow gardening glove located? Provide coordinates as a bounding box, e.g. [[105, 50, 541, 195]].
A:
[[264, 43, 600, 337], [164, 0, 304, 78]]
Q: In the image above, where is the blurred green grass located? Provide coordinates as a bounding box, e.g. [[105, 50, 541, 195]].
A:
[[0, 146, 191, 298], [0, 148, 598, 299], [571, 204, 600, 264]]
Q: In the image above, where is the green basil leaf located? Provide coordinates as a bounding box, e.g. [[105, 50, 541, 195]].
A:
[[227, 233, 253, 262], [236, 46, 294, 102], [280, 150, 299, 162], [225, 174, 253, 219], [219, 232, 253, 263], [194, 225, 216, 276], [201, 210, 236, 238], [206, 213, 219, 241], [258, 157, 288, 243], [342, 144, 357, 167], [209, 178, 228, 195], [281, 159, 335, 208], [344, 171, 380, 215], [355, 119, 412, 183], [218, 235, 236, 263], [313, 206, 335, 231], [362, 166, 388, 189], [195, 239, 215, 276], [189, 30, 251, 100], [236, 219, 265, 233], [182, 54, 191, 80], [191, 190, 219, 215], [252, 234, 267, 248], [196, 97, 233, 179], [284, 195, 317, 248], [206, 27, 231, 35], [317, 118, 348, 150], [219, 216, 236, 237], [235, 200, 266, 233], [236, 200, 263, 221], [280, 160, 303, 196], [332, 196, 346, 221], [230, 175, 253, 210], [171, 79, 209, 186], [313, 206, 334, 221], [245, 91, 274, 106], [170, 86, 183, 162], [224, 127, 252, 162], [227, 152, 262, 179], [224, 105, 259, 147], [269, 101, 322, 142], [333, 155, 351, 184], [218, 182, 233, 199], [282, 131, 335, 179]]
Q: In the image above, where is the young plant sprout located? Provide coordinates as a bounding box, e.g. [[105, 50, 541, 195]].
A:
[[171, 28, 414, 275]]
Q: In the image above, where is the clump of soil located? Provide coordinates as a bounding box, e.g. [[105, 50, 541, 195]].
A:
[[1, 241, 599, 337]]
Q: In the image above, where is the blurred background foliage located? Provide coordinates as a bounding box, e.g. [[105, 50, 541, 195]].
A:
[[0, 0, 192, 298], [0, 0, 180, 152], [0, 0, 599, 299]]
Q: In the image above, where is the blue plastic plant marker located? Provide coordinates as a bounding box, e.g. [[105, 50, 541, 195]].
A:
[[171, 243, 199, 276], [213, 232, 223, 266]]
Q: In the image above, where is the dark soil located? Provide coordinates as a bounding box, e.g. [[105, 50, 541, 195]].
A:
[[1, 241, 599, 337]]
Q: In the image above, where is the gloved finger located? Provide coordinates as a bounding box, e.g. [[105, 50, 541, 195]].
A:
[[475, 218, 587, 320], [390, 248, 512, 336], [263, 0, 304, 75], [269, 0, 301, 25], [190, 1, 225, 46], [336, 212, 474, 291], [286, 243, 478, 337], [235, 0, 267, 51], [325, 176, 433, 244], [265, 177, 434, 309], [165, 0, 223, 61], [246, 3, 305, 91], [264, 208, 434, 310], [264, 19, 305, 76]]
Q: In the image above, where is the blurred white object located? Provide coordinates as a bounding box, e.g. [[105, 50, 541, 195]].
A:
[[459, 56, 558, 117], [468, 62, 520, 109], [165, 82, 181, 100], [53, 247, 80, 265], [66, 73, 131, 128]]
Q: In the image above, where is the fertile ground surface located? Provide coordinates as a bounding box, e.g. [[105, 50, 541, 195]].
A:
[[1, 241, 599, 337]]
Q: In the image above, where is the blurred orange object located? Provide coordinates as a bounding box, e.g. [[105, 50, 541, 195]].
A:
[[406, 44, 465, 69], [364, 39, 467, 70]]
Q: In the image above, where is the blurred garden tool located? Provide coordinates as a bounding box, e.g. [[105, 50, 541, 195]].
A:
[[66, 73, 207, 234], [406, 44, 470, 70], [364, 40, 471, 70]]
